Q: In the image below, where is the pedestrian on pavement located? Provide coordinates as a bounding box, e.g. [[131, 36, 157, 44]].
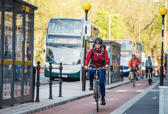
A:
[[128, 53, 141, 82], [145, 55, 154, 83], [84, 37, 109, 105]]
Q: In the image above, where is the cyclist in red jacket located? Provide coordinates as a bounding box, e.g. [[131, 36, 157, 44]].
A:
[[84, 37, 109, 105]]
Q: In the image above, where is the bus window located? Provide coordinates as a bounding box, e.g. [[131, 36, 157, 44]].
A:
[[49, 19, 81, 35]]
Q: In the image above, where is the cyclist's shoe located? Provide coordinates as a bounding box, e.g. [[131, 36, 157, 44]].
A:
[[89, 83, 93, 90], [136, 77, 138, 81], [101, 97, 106, 105]]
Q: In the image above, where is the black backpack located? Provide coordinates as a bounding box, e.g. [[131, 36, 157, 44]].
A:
[[90, 44, 106, 66]]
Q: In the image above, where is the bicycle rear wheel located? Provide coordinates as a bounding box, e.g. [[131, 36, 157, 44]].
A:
[[96, 81, 99, 112], [133, 73, 135, 87], [148, 73, 151, 85]]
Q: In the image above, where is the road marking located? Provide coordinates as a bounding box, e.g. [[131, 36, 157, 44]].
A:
[[108, 90, 144, 92], [136, 84, 140, 86], [116, 90, 127, 92], [150, 89, 159, 91], [106, 98, 118, 100], [136, 90, 144, 92], [153, 97, 157, 99], [91, 100, 101, 104]]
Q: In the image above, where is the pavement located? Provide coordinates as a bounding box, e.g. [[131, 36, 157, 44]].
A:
[[0, 77, 130, 114]]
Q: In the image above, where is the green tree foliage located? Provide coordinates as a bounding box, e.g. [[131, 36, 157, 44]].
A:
[[24, 0, 168, 64], [93, 10, 123, 40]]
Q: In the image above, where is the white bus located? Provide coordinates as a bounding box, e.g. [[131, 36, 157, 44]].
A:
[[44, 18, 99, 80]]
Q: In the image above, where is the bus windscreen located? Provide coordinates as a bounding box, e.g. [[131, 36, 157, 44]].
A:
[[116, 40, 132, 50], [49, 19, 81, 35]]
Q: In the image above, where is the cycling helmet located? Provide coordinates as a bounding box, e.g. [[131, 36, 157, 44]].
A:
[[147, 55, 151, 58], [132, 53, 136, 56], [94, 37, 103, 44]]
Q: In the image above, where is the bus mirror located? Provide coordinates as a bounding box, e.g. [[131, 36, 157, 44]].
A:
[[43, 49, 45, 53]]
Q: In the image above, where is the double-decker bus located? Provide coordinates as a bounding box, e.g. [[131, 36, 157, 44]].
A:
[[115, 40, 142, 76], [115, 40, 133, 76], [44, 18, 99, 80]]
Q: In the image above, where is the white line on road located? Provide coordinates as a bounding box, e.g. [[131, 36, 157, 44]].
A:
[[153, 97, 157, 99], [136, 90, 144, 92], [116, 90, 127, 92], [106, 98, 118, 100]]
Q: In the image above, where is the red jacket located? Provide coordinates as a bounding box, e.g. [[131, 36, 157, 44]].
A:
[[128, 57, 141, 68], [84, 48, 110, 67]]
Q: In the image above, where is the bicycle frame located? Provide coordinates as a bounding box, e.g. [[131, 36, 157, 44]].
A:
[[93, 70, 100, 95], [146, 67, 152, 85]]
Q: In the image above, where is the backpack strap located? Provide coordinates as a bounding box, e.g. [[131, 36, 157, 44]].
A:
[[91, 45, 95, 60], [102, 45, 105, 60]]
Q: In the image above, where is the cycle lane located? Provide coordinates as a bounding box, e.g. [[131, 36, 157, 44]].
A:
[[34, 80, 156, 114]]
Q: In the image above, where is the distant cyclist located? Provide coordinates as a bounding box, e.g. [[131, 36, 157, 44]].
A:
[[84, 37, 109, 105], [128, 53, 141, 82], [145, 55, 154, 83]]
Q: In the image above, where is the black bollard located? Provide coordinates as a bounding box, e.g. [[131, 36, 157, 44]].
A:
[[35, 61, 40, 102], [82, 67, 86, 91], [58, 62, 63, 97], [110, 65, 113, 84], [121, 66, 123, 81], [32, 66, 36, 102], [49, 62, 53, 99]]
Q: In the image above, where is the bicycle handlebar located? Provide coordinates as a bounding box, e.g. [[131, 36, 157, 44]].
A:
[[85, 67, 107, 71], [146, 66, 153, 69]]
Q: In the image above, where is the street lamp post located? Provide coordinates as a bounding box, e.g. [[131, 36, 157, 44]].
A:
[[109, 14, 120, 40], [60, 3, 67, 18], [155, 1, 167, 52], [82, 3, 91, 91], [160, 8, 167, 86]]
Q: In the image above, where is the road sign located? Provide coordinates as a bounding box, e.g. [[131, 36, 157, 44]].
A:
[[83, 18, 91, 37]]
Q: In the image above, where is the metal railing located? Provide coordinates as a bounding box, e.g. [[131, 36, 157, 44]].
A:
[[35, 61, 63, 102]]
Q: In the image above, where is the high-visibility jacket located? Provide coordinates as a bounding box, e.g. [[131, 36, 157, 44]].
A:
[[128, 57, 141, 68]]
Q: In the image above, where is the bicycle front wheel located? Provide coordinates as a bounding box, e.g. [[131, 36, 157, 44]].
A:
[[96, 81, 99, 112]]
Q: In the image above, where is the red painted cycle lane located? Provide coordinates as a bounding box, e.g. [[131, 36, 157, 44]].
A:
[[34, 81, 153, 114]]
